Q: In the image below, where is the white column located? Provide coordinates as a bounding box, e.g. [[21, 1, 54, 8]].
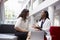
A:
[[0, 0, 5, 24], [0, 0, 1, 3], [29, 0, 33, 15], [48, 6, 55, 26], [0, 3, 2, 24], [30, 16, 35, 25], [30, 0, 34, 25], [31, 0, 33, 10], [30, 0, 33, 24]]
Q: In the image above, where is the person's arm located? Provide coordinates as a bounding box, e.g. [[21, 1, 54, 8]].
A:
[[26, 32, 31, 40], [14, 27, 28, 32], [42, 20, 51, 35], [35, 27, 42, 30], [32, 24, 41, 31]]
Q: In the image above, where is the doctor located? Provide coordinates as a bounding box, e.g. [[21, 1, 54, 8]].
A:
[[33, 10, 51, 40]]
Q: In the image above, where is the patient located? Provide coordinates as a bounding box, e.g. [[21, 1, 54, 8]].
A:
[[14, 9, 29, 40]]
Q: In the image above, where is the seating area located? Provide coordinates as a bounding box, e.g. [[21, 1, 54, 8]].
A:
[[0, 24, 16, 34], [0, 24, 28, 40], [50, 26, 60, 40], [0, 34, 17, 40], [0, 24, 18, 40], [0, 24, 60, 40]]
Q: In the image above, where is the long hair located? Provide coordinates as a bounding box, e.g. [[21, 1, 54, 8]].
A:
[[44, 10, 49, 19], [39, 10, 49, 21], [18, 9, 29, 21]]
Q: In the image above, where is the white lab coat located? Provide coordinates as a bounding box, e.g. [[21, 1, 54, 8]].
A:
[[38, 18, 51, 40]]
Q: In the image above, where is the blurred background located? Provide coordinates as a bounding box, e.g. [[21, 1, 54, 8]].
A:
[[0, 0, 60, 40], [0, 0, 60, 26]]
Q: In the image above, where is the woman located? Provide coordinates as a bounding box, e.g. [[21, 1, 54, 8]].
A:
[[14, 9, 29, 40], [33, 10, 51, 40]]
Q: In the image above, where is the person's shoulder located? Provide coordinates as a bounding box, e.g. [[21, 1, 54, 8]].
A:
[[46, 18, 51, 22], [17, 17, 22, 21], [19, 17, 22, 19]]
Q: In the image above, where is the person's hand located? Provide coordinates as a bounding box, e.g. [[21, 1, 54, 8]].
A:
[[32, 24, 36, 28], [32, 24, 38, 29], [34, 28, 40, 31], [26, 32, 31, 40]]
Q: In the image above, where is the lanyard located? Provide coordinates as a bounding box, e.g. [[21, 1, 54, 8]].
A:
[[41, 19, 46, 28]]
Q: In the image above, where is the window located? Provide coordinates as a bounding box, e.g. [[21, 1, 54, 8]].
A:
[[4, 0, 22, 24]]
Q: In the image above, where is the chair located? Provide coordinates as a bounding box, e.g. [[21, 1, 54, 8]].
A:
[[50, 26, 60, 40]]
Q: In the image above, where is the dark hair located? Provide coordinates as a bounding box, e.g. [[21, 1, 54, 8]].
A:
[[39, 10, 49, 21], [18, 9, 29, 20], [44, 10, 49, 19]]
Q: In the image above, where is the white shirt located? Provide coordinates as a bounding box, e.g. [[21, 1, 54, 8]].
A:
[[38, 18, 51, 40], [38, 18, 51, 36], [15, 17, 29, 30]]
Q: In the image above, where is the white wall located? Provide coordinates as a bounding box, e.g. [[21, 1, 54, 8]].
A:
[[54, 16, 60, 26], [54, 10, 60, 26]]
